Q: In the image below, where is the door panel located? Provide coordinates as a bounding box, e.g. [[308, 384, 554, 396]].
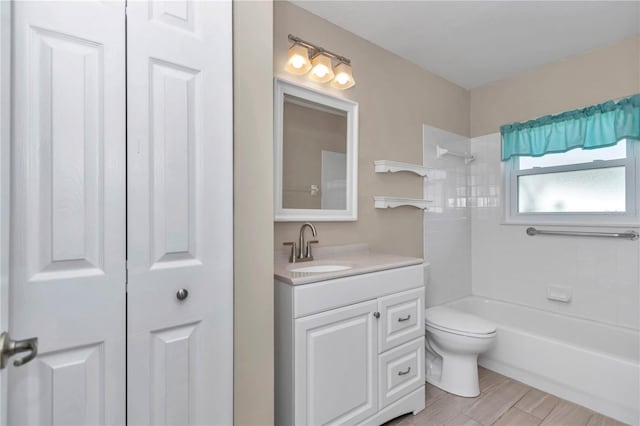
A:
[[127, 1, 233, 424], [9, 1, 126, 424], [37, 343, 104, 426], [148, 59, 199, 268], [26, 26, 105, 281], [295, 301, 378, 426], [150, 323, 199, 425]]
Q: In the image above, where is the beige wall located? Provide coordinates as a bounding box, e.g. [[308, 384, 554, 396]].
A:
[[282, 102, 346, 209], [233, 1, 274, 425], [274, 1, 470, 258], [471, 35, 640, 137]]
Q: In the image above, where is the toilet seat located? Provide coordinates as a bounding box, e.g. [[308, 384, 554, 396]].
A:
[[425, 306, 496, 338]]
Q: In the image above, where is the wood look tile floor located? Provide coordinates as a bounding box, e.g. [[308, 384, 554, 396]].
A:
[[384, 367, 626, 426]]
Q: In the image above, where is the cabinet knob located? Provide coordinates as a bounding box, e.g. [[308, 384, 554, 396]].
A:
[[176, 288, 189, 301], [373, 312, 380, 319]]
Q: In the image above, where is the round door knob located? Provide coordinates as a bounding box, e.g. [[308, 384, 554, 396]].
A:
[[176, 288, 189, 301]]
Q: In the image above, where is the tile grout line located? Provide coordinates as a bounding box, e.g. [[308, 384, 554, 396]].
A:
[[386, 368, 623, 426], [483, 384, 530, 426]]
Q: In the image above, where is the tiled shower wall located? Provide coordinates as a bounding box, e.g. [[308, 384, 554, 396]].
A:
[[469, 133, 640, 330], [424, 126, 639, 330], [423, 124, 472, 307]]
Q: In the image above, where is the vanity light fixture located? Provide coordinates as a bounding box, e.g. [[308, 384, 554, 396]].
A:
[[285, 34, 356, 90]]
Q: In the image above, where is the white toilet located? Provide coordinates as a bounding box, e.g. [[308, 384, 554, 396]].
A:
[[424, 306, 497, 397]]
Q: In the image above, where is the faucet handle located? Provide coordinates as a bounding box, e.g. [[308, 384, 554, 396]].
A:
[[283, 242, 297, 263], [305, 240, 319, 259]]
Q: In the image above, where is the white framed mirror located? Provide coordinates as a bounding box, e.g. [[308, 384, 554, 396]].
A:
[[274, 79, 358, 221]]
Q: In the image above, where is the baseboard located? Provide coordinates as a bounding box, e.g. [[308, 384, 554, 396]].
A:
[[359, 385, 425, 426]]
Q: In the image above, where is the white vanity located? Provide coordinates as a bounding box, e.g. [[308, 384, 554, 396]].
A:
[[275, 245, 426, 425]]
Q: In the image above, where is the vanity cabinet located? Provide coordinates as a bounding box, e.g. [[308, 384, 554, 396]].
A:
[[275, 265, 425, 426]]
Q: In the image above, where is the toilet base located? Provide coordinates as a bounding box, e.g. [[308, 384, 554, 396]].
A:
[[426, 349, 480, 397]]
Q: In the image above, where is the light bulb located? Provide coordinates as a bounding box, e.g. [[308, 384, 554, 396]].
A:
[[309, 53, 334, 83], [285, 44, 312, 75], [290, 54, 306, 69], [330, 62, 355, 89], [313, 65, 329, 78], [336, 73, 349, 85]]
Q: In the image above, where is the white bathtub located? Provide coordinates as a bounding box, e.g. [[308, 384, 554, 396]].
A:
[[446, 296, 640, 425]]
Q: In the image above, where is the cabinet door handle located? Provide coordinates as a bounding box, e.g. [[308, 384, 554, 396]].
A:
[[373, 312, 380, 319], [398, 366, 411, 376], [398, 314, 411, 322]]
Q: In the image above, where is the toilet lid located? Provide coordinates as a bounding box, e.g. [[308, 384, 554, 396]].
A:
[[425, 306, 496, 335]]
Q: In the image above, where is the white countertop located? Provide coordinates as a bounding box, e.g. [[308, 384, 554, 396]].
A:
[[274, 243, 424, 285]]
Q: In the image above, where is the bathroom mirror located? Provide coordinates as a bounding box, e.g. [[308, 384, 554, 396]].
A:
[[274, 79, 358, 221]]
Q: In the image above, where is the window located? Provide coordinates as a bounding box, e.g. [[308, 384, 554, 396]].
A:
[[505, 140, 639, 225]]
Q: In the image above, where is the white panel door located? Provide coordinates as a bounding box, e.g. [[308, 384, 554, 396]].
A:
[[295, 301, 378, 426], [126, 1, 233, 425], [9, 1, 126, 425], [0, 1, 10, 423]]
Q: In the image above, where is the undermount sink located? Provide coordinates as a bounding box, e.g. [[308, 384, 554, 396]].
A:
[[289, 264, 352, 273]]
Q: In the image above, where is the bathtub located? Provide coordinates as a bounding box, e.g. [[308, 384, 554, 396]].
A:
[[445, 296, 640, 425]]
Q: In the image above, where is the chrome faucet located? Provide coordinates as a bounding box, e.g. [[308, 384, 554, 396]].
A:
[[298, 222, 317, 259], [283, 222, 319, 263]]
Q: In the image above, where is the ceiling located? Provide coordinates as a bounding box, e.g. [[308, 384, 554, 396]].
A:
[[292, 1, 640, 89]]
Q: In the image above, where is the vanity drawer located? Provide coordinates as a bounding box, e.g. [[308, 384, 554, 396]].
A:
[[378, 337, 424, 409], [378, 287, 424, 352], [293, 265, 423, 318]]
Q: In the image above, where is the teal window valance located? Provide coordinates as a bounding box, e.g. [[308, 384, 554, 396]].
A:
[[500, 94, 640, 161]]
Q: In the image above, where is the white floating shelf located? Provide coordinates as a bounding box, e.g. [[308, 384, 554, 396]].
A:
[[374, 160, 428, 177], [374, 196, 431, 210]]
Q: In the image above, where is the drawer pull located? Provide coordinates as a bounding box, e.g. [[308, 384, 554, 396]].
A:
[[398, 314, 411, 322], [398, 366, 411, 376]]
